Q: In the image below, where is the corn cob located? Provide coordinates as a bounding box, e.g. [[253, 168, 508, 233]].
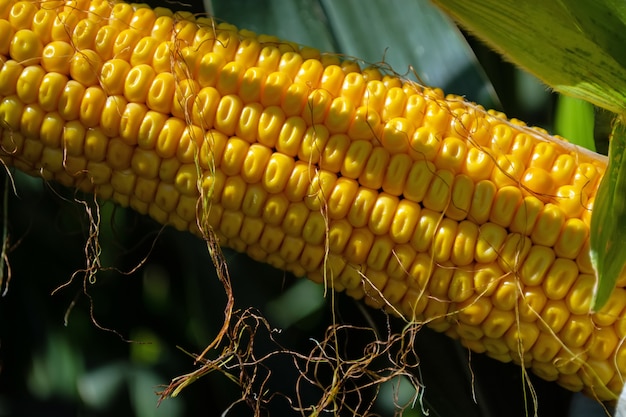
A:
[[0, 0, 622, 402]]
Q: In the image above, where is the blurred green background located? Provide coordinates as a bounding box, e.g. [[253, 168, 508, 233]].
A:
[[0, 0, 612, 416]]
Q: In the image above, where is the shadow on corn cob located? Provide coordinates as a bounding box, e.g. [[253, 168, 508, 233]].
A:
[[0, 0, 623, 406]]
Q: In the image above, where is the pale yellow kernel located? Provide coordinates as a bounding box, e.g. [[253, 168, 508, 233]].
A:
[[475, 222, 507, 264], [368, 193, 398, 236], [509, 195, 543, 235], [489, 124, 514, 154], [430, 219, 457, 263], [492, 154, 525, 188], [220, 176, 247, 211], [319, 133, 349, 173], [328, 220, 353, 254], [220, 137, 249, 177], [423, 100, 450, 134], [119, 103, 147, 146], [106, 138, 133, 171], [16, 65, 45, 104], [410, 208, 440, 253], [146, 117, 182, 159], [505, 321, 540, 353], [58, 81, 85, 121], [559, 316, 593, 349], [258, 105, 286, 148], [463, 147, 495, 181], [341, 140, 372, 179], [238, 66, 267, 104], [84, 128, 108, 162], [110, 168, 136, 195], [124, 64, 156, 103], [386, 244, 415, 280], [0, 19, 13, 57], [498, 233, 532, 272], [215, 94, 244, 137], [281, 82, 309, 117], [519, 245, 555, 286], [80, 86, 107, 128], [171, 79, 200, 120], [302, 211, 326, 245], [542, 258, 578, 300], [348, 106, 383, 140], [594, 288, 626, 327], [529, 141, 558, 171], [565, 273, 595, 315], [402, 160, 434, 204], [555, 184, 587, 219], [409, 126, 440, 161], [521, 166, 554, 197], [94, 25, 120, 61], [551, 154, 576, 187], [304, 170, 336, 211], [324, 96, 354, 134], [217, 61, 245, 95], [344, 227, 375, 265], [0, 60, 23, 97], [239, 184, 267, 218], [347, 187, 377, 228], [62, 120, 87, 157], [320, 65, 344, 97], [382, 87, 410, 122], [146, 72, 176, 113], [531, 203, 565, 247], [174, 164, 199, 197], [10, 29, 43, 65], [298, 124, 329, 164], [281, 202, 309, 237], [294, 58, 323, 86], [328, 177, 358, 220], [263, 152, 295, 193], [359, 147, 390, 190], [435, 137, 468, 173], [303, 88, 332, 126], [113, 28, 141, 62], [489, 186, 522, 228], [362, 80, 386, 112], [0, 96, 24, 132], [276, 116, 307, 157], [20, 103, 45, 139], [518, 286, 548, 322], [447, 174, 474, 221], [482, 308, 515, 339], [451, 220, 479, 266], [39, 112, 64, 148], [192, 87, 221, 130], [285, 162, 315, 202], [586, 327, 618, 361], [10, 2, 37, 30], [259, 225, 285, 255], [422, 169, 454, 212], [388, 199, 420, 245], [260, 71, 289, 107]]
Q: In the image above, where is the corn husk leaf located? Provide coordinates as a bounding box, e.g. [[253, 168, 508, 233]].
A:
[[433, 0, 626, 114], [590, 120, 626, 310]]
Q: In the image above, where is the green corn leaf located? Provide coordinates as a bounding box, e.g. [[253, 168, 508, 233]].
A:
[[433, 0, 626, 114], [554, 95, 596, 152], [558, 0, 626, 72], [590, 120, 626, 310]]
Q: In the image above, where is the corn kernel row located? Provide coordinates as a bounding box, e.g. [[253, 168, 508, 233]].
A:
[[0, 0, 623, 400]]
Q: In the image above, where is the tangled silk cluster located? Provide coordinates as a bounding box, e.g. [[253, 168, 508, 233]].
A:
[[0, 0, 624, 401]]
